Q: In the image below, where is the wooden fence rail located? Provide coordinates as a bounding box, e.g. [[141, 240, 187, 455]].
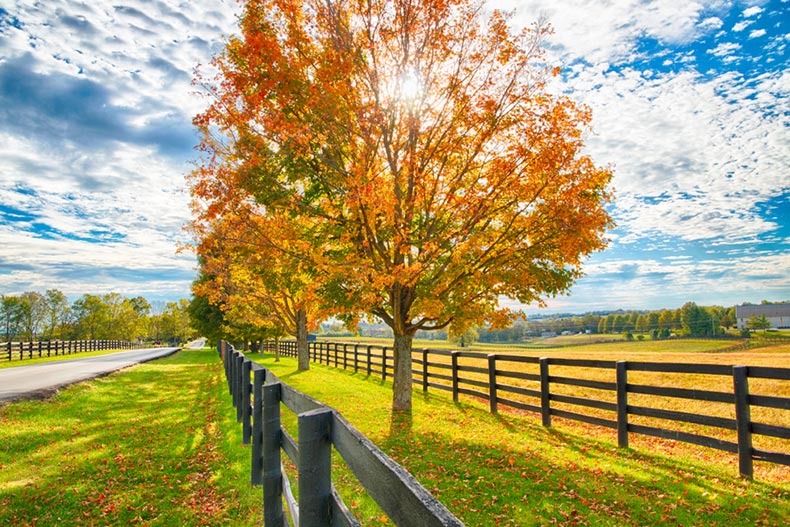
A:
[[1, 340, 141, 362], [269, 340, 790, 480], [220, 341, 464, 527]]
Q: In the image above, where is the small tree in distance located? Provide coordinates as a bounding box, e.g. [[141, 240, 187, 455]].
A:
[[746, 314, 771, 334]]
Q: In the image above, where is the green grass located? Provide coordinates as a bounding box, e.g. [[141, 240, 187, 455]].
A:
[[0, 348, 260, 527], [3, 345, 788, 526], [257, 354, 790, 527]]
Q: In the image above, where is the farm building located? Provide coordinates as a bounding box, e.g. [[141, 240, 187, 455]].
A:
[[735, 303, 790, 329]]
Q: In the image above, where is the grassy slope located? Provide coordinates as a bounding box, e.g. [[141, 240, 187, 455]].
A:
[[0, 348, 260, 527], [259, 354, 789, 527]]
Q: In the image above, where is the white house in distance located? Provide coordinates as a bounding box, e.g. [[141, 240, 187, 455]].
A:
[[735, 303, 790, 329]]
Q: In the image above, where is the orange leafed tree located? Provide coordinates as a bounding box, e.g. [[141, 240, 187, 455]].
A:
[[187, 130, 321, 369], [190, 206, 322, 369], [194, 0, 614, 413]]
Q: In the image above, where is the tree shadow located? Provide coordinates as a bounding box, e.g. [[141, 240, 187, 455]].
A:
[[388, 409, 413, 438]]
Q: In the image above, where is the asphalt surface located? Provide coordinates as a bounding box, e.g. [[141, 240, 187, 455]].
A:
[[0, 347, 181, 403]]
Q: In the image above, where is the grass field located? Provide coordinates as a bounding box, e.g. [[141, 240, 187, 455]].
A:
[[256, 353, 790, 526], [0, 348, 260, 526], [311, 337, 790, 482], [1, 345, 788, 526]]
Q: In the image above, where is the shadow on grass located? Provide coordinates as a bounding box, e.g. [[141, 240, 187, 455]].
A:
[[258, 353, 789, 527], [388, 409, 413, 438], [377, 424, 788, 527], [0, 348, 260, 527]]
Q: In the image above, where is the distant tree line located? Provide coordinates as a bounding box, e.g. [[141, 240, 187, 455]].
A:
[[0, 290, 195, 344], [195, 298, 781, 349], [516, 302, 740, 340], [324, 302, 744, 344]]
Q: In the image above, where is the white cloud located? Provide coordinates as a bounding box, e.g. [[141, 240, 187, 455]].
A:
[[742, 6, 764, 17], [708, 41, 742, 57], [496, 0, 724, 66], [0, 0, 240, 298], [732, 20, 754, 32], [699, 17, 724, 31], [534, 251, 790, 313], [566, 65, 790, 244], [2, 0, 788, 311]]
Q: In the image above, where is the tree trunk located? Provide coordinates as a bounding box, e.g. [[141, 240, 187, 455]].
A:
[[297, 308, 309, 371], [392, 332, 413, 413]]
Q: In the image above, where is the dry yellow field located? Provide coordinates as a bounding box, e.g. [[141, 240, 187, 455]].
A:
[[313, 338, 790, 481]]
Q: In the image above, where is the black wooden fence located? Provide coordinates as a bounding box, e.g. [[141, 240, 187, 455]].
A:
[[2, 340, 140, 362], [269, 340, 790, 480], [219, 341, 464, 527]]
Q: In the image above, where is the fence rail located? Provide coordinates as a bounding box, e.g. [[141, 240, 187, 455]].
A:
[[220, 341, 464, 527], [270, 340, 790, 479], [1, 340, 140, 362]]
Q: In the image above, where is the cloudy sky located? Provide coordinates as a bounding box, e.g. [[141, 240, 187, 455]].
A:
[[0, 0, 788, 314]]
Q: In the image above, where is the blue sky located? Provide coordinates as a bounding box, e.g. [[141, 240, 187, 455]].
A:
[[0, 0, 788, 313]]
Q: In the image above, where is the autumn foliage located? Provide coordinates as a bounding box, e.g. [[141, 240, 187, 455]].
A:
[[188, 0, 613, 412]]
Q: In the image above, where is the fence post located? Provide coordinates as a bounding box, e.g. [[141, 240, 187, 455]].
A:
[[298, 408, 333, 527], [242, 359, 252, 444], [47, 340, 51, 357], [262, 382, 285, 526], [367, 345, 372, 376], [7, 341, 10, 361], [227, 347, 234, 392], [235, 354, 244, 421], [733, 365, 753, 479], [353, 344, 359, 373], [228, 348, 235, 395], [382, 347, 388, 381], [488, 354, 498, 414], [540, 358, 551, 427], [616, 361, 629, 448], [422, 349, 429, 392], [451, 351, 460, 403], [251, 368, 264, 486]]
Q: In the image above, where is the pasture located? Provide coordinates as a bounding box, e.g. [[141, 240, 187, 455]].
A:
[[256, 350, 790, 526], [311, 337, 790, 482], [1, 342, 787, 526]]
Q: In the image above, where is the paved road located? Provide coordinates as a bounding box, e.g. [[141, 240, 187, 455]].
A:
[[0, 347, 181, 403]]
